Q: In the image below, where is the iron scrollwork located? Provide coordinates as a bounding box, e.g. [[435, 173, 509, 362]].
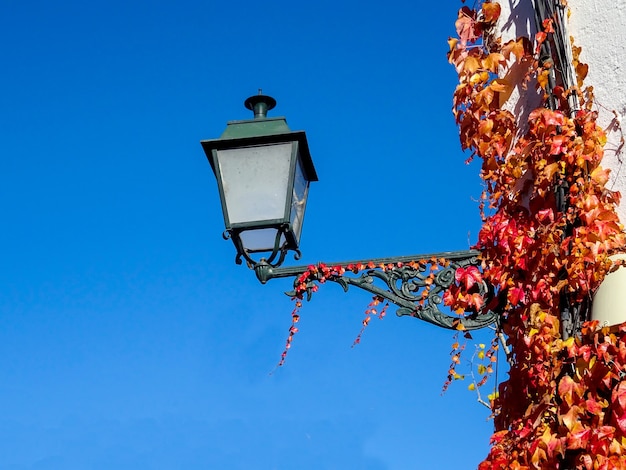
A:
[[254, 250, 498, 331]]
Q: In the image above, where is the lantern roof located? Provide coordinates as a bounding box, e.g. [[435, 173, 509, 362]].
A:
[[219, 116, 292, 139], [201, 95, 318, 182]]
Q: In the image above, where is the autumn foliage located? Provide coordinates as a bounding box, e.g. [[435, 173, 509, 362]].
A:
[[448, 1, 626, 468], [278, 1, 626, 467]]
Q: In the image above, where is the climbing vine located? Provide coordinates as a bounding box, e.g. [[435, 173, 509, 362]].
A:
[[448, 0, 626, 468]]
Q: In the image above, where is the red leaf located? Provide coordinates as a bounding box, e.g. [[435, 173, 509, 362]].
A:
[[456, 7, 480, 45], [455, 265, 483, 291], [508, 286, 525, 305]]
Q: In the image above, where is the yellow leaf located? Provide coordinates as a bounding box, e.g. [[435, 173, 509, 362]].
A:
[[470, 71, 490, 85], [448, 37, 458, 53], [591, 166, 610, 186], [482, 53, 505, 73], [468, 383, 476, 391], [538, 69, 550, 90], [489, 78, 511, 93], [463, 56, 480, 74]]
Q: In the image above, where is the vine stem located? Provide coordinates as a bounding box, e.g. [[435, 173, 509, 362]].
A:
[[498, 331, 513, 366]]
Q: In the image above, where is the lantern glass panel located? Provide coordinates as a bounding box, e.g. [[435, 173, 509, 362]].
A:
[[290, 156, 309, 243], [239, 228, 286, 253], [216, 142, 293, 225]]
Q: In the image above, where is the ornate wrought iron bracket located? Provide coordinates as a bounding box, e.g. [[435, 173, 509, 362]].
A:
[[253, 250, 498, 331]]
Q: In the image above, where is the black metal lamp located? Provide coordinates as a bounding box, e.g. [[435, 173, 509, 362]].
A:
[[201, 93, 318, 268]]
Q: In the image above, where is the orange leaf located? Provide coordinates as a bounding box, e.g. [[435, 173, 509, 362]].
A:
[[591, 166, 610, 186], [576, 63, 589, 87], [489, 78, 512, 93], [502, 38, 527, 61], [543, 162, 560, 180], [463, 56, 481, 74], [482, 2, 501, 24]]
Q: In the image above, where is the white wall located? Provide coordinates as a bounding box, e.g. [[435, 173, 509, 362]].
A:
[[569, 1, 626, 223], [495, 0, 626, 223]]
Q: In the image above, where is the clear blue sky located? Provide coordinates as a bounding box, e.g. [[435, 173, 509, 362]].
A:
[[0, 1, 500, 468]]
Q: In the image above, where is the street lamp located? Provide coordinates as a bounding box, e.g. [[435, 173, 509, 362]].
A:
[[201, 92, 318, 269], [201, 93, 498, 331]]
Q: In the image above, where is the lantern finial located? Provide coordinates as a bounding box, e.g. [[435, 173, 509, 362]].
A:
[[244, 92, 277, 120]]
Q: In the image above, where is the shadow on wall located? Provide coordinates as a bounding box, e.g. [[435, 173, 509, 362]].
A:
[[498, 0, 543, 135]]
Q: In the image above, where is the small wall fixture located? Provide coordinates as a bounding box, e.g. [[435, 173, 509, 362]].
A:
[[592, 254, 626, 328]]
